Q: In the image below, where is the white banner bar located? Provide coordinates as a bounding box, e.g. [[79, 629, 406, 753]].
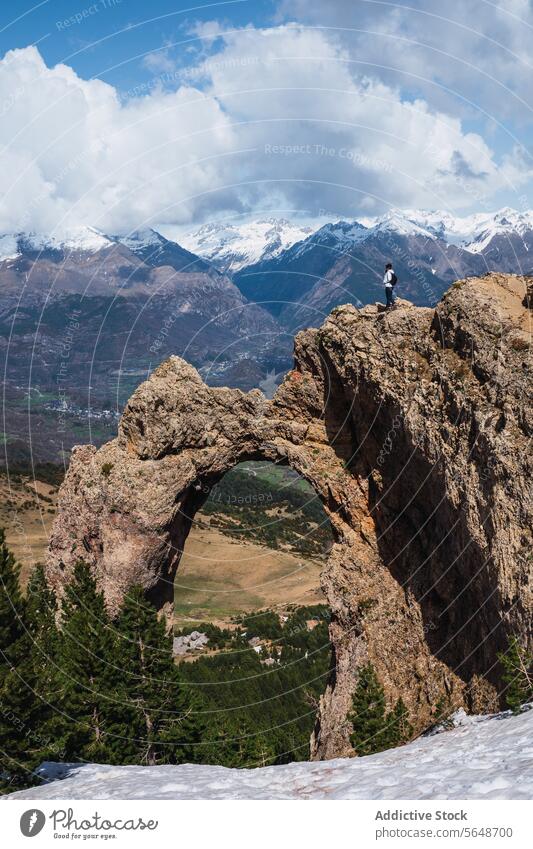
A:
[[0, 799, 530, 848]]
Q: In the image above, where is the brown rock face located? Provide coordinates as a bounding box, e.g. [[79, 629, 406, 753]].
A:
[[47, 273, 532, 759], [524, 278, 533, 309]]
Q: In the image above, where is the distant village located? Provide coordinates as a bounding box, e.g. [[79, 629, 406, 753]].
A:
[[45, 398, 120, 422]]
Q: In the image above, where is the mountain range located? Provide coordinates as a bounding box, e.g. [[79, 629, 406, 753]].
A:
[[2, 206, 532, 462], [0, 227, 284, 463], [182, 206, 533, 266], [178, 217, 315, 273], [225, 208, 533, 326]]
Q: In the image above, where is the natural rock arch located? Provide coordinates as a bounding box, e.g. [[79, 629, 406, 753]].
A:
[[47, 274, 532, 759]]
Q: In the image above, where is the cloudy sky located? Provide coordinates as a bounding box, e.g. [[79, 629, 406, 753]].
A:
[[1, 0, 532, 235]]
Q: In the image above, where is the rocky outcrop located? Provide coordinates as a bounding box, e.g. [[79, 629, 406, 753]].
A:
[[47, 273, 532, 759]]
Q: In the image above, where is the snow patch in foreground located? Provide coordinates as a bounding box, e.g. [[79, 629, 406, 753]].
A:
[[6, 708, 532, 800]]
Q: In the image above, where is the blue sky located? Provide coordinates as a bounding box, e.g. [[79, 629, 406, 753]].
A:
[[0, 0, 532, 234], [1, 1, 276, 92]]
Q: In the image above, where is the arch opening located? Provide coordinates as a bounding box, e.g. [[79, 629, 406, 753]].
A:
[[171, 459, 334, 627], [167, 459, 336, 766], [142, 434, 343, 620]]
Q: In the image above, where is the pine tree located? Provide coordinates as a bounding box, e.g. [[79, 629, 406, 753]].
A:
[[498, 635, 533, 713], [348, 663, 390, 755], [348, 664, 412, 755], [114, 585, 205, 765], [387, 697, 412, 746], [199, 715, 276, 768], [0, 531, 30, 792], [25, 565, 57, 651], [19, 565, 61, 763], [0, 529, 28, 792], [0, 561, 59, 793], [48, 561, 132, 764], [0, 528, 26, 684]]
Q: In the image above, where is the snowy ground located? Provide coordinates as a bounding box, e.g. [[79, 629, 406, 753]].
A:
[[6, 708, 532, 800]]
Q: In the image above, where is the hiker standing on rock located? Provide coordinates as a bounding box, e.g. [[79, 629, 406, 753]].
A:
[[383, 262, 397, 309]]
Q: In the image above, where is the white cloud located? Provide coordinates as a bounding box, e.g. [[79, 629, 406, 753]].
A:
[[186, 23, 524, 213], [0, 45, 235, 235], [0, 28, 529, 237], [189, 20, 225, 46], [277, 1, 533, 125], [141, 49, 176, 74]]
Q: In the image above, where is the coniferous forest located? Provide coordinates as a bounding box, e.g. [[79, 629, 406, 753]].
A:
[[0, 529, 334, 792], [1, 526, 531, 795]]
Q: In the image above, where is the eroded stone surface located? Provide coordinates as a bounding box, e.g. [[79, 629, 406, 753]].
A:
[[47, 274, 532, 759]]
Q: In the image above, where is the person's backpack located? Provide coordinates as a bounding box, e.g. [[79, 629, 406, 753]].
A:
[[390, 271, 398, 287]]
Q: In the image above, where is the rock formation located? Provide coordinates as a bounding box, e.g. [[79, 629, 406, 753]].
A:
[[524, 278, 533, 309], [47, 273, 532, 759]]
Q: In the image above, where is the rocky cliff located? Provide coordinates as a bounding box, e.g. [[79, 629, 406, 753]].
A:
[[47, 273, 532, 759]]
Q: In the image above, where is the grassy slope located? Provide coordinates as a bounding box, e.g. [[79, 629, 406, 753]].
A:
[[175, 526, 324, 626]]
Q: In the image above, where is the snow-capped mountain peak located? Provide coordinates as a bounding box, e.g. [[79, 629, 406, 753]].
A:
[[174, 207, 533, 283], [115, 228, 167, 251], [313, 206, 533, 253], [178, 217, 317, 272], [460, 207, 533, 253], [302, 219, 369, 251], [17, 226, 114, 255], [3, 207, 533, 272], [0, 226, 116, 262], [0, 234, 20, 262], [358, 208, 450, 239], [0, 226, 180, 265], [373, 209, 435, 238], [318, 219, 368, 239]]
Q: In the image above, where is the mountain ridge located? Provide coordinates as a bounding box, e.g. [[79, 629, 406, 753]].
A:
[[0, 224, 288, 464], [179, 206, 533, 271], [226, 207, 533, 326], [177, 217, 315, 273], [3, 209, 533, 462]]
